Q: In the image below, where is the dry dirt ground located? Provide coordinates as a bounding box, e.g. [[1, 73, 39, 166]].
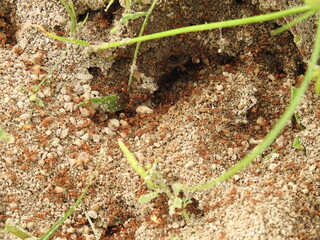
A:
[[1, 0, 320, 239]]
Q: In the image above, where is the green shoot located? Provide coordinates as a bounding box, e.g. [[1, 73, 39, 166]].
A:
[[125, 0, 132, 11], [105, 0, 116, 13], [118, 140, 153, 186], [128, 0, 158, 87], [59, 0, 77, 36], [118, 140, 191, 220], [291, 87, 306, 130], [29, 93, 45, 107], [0, 225, 34, 239], [271, 9, 317, 36], [0, 127, 11, 142], [84, 210, 101, 240], [111, 12, 148, 35], [293, 137, 305, 150]]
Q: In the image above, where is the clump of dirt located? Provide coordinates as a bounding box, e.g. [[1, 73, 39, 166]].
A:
[[0, 1, 17, 47]]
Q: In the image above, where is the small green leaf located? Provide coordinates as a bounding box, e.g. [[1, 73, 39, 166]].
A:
[[172, 197, 183, 209], [172, 183, 183, 197], [0, 128, 11, 142], [293, 113, 306, 130], [120, 12, 148, 24], [293, 137, 305, 150], [45, 31, 90, 46], [80, 95, 122, 112], [110, 12, 148, 34], [29, 94, 37, 102], [29, 94, 45, 107], [4, 225, 33, 239], [138, 192, 159, 203]]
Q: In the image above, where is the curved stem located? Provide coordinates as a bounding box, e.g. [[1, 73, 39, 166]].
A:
[[96, 5, 312, 51], [184, 16, 320, 193]]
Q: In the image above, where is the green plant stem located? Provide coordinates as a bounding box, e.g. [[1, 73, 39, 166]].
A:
[[128, 0, 158, 87], [33, 46, 70, 92], [183, 16, 320, 193], [59, 0, 77, 35], [95, 5, 311, 51], [271, 9, 316, 36]]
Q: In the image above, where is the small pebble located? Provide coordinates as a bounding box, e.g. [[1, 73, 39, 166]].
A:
[[108, 119, 120, 131], [87, 210, 98, 219], [80, 107, 90, 117], [136, 105, 154, 114], [60, 128, 69, 139], [81, 133, 90, 141], [54, 186, 65, 193], [171, 222, 180, 229], [120, 120, 129, 126], [17, 101, 24, 109], [91, 203, 101, 212], [185, 161, 195, 169], [269, 163, 278, 171], [51, 137, 60, 146], [92, 134, 101, 143], [105, 127, 115, 136], [216, 84, 224, 91]]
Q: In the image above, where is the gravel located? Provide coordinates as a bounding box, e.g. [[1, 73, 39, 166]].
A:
[[1, 0, 319, 239]]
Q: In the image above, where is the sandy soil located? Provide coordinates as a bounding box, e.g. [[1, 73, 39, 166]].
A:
[[1, 0, 319, 239]]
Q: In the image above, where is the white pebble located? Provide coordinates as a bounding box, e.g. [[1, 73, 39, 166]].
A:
[[227, 148, 233, 156], [92, 134, 101, 143], [55, 186, 65, 193], [81, 133, 90, 141], [74, 85, 84, 95], [60, 87, 67, 95], [171, 222, 180, 229], [120, 120, 128, 126], [64, 102, 74, 112], [108, 119, 120, 131], [69, 117, 76, 126], [17, 101, 24, 109], [63, 95, 71, 102], [269, 163, 278, 171], [60, 128, 69, 139], [105, 127, 115, 136], [216, 84, 224, 91], [51, 137, 60, 146], [185, 161, 195, 169], [136, 105, 154, 114], [43, 87, 51, 97], [74, 138, 83, 146], [20, 113, 30, 120], [80, 107, 90, 117], [87, 210, 98, 219], [82, 84, 92, 92]]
